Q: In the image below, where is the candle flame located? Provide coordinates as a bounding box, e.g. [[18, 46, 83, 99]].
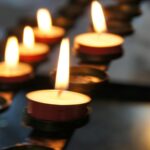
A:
[[23, 26, 35, 49], [91, 1, 107, 33], [5, 36, 19, 68], [37, 8, 52, 33], [55, 38, 70, 90]]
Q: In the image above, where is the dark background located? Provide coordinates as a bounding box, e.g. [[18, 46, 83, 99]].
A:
[[0, 0, 150, 150]]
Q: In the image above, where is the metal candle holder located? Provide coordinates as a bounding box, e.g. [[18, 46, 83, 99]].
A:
[[22, 111, 90, 149], [104, 4, 141, 22], [51, 66, 108, 95], [107, 20, 134, 36]]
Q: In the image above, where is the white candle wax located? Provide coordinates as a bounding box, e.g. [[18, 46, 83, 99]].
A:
[[75, 33, 124, 47], [27, 90, 91, 105], [34, 26, 65, 38], [19, 43, 49, 56], [0, 62, 32, 77]]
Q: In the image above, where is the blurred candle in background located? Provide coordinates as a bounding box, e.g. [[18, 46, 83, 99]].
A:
[[73, 1, 124, 63], [0, 36, 33, 83], [34, 8, 65, 45], [19, 26, 49, 63]]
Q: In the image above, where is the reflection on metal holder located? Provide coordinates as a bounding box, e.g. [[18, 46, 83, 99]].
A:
[[75, 48, 123, 65], [24, 112, 90, 136], [0, 74, 33, 91], [51, 66, 108, 95]]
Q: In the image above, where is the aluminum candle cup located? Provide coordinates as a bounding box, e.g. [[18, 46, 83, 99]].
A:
[[0, 62, 33, 84], [69, 66, 108, 94], [19, 44, 49, 63], [26, 90, 91, 122], [73, 32, 124, 64], [34, 26, 65, 45], [76, 52, 123, 65]]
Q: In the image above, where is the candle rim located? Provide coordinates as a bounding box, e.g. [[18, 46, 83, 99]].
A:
[[26, 89, 91, 106], [0, 62, 33, 77], [20, 42, 49, 48], [75, 32, 124, 47], [19, 43, 49, 55], [33, 26, 65, 37]]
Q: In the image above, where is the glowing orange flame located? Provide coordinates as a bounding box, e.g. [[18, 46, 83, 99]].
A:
[[23, 26, 35, 49], [55, 38, 70, 90], [5, 36, 19, 68], [91, 1, 107, 33], [37, 8, 52, 33]]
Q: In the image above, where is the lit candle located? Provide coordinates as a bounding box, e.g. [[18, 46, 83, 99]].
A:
[[34, 8, 65, 45], [73, 1, 124, 57], [19, 26, 49, 63], [26, 38, 91, 122], [0, 37, 33, 83]]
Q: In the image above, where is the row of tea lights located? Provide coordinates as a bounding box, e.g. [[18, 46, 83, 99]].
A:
[[0, 1, 124, 122]]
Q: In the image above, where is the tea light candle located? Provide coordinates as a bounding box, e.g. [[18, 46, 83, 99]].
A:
[[74, 33, 123, 55], [34, 8, 65, 45], [26, 38, 91, 122], [0, 37, 33, 83], [74, 1, 124, 57], [19, 26, 49, 63], [27, 89, 90, 121]]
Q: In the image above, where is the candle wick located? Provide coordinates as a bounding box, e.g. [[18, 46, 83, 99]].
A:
[[57, 90, 63, 97], [97, 33, 101, 40]]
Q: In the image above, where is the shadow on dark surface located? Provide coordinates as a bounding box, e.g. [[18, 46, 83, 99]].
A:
[[26, 75, 150, 102], [0, 74, 150, 149]]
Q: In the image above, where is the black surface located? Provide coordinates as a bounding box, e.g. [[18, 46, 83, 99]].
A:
[[0, 96, 9, 113], [22, 75, 150, 101], [0, 75, 150, 150], [2, 144, 53, 150], [24, 113, 89, 134]]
